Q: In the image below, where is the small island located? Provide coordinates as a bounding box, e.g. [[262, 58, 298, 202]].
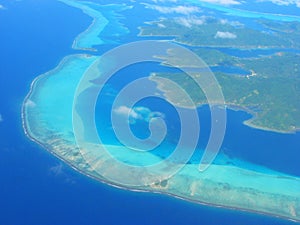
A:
[[22, 0, 300, 223], [139, 17, 300, 133]]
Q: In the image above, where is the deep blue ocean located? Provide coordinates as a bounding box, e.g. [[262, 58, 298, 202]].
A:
[[0, 1, 299, 225]]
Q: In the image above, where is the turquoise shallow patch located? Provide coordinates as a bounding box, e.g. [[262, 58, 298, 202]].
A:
[[22, 0, 300, 222]]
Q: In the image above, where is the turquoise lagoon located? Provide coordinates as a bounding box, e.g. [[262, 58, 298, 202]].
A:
[[22, 0, 300, 222]]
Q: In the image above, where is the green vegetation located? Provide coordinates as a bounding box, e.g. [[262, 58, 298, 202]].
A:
[[240, 53, 300, 79], [140, 18, 300, 49], [194, 48, 238, 66], [141, 18, 300, 132], [260, 20, 300, 49], [22, 1, 300, 222]]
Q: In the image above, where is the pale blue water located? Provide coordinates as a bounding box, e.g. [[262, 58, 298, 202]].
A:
[[0, 0, 299, 225]]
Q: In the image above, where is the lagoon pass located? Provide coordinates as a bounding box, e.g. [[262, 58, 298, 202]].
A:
[[23, 0, 300, 222]]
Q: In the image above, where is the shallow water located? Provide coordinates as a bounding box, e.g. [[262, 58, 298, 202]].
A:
[[1, 0, 300, 224]]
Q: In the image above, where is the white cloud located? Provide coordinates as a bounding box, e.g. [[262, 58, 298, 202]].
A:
[[144, 4, 201, 15], [219, 19, 243, 27], [157, 23, 166, 28], [0, 4, 4, 9], [114, 106, 164, 124], [114, 106, 139, 121], [200, 0, 241, 5], [0, 114, 3, 123], [24, 99, 36, 108], [175, 15, 207, 27], [200, 0, 300, 8], [215, 31, 237, 39], [258, 0, 300, 7]]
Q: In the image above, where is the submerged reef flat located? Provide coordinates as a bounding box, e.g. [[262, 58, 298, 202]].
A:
[[22, 0, 300, 222], [58, 0, 108, 51], [22, 39, 300, 225], [59, 0, 129, 51], [23, 58, 300, 220]]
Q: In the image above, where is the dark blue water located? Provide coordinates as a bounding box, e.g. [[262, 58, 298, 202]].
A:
[[0, 1, 299, 225], [95, 61, 300, 176]]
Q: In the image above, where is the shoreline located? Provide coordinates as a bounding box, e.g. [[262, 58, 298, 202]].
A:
[[21, 107, 300, 223], [58, 0, 109, 51], [149, 75, 299, 134], [21, 62, 300, 221], [20, 0, 300, 223], [21, 97, 300, 223], [21, 57, 300, 221], [225, 104, 299, 134], [139, 30, 300, 50]]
